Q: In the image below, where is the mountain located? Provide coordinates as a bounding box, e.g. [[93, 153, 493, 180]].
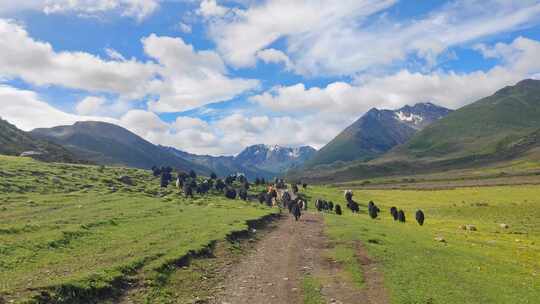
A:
[[235, 144, 317, 174], [163, 144, 316, 179], [29, 120, 314, 178], [0, 118, 78, 163], [303, 102, 452, 168], [393, 79, 540, 160], [295, 79, 540, 182], [30, 121, 210, 173]]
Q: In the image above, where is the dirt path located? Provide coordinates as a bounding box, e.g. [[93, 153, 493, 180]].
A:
[[213, 211, 389, 304]]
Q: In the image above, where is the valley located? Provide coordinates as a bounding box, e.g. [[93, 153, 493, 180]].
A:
[[1, 79, 540, 304]]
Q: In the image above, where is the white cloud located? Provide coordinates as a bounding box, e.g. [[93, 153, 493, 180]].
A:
[[0, 0, 161, 20], [0, 19, 258, 113], [0, 86, 116, 131], [105, 48, 126, 61], [75, 96, 106, 115], [256, 48, 292, 70], [0, 19, 158, 100], [198, 0, 228, 17], [207, 0, 540, 76], [176, 22, 192, 33], [252, 36, 540, 137], [142, 34, 259, 112]]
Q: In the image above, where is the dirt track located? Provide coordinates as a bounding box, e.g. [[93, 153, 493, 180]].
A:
[[213, 212, 389, 304]]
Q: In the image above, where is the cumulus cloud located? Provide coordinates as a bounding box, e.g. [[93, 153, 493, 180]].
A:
[[256, 48, 292, 70], [0, 85, 116, 130], [198, 0, 229, 17], [0, 0, 161, 20], [207, 0, 540, 76], [0, 19, 158, 99], [75, 96, 106, 115], [142, 34, 259, 112], [0, 19, 258, 113], [253, 36, 540, 116]]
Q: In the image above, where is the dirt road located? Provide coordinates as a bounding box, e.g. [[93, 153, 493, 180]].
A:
[[213, 211, 389, 304]]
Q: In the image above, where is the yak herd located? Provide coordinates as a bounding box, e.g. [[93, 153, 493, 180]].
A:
[[314, 190, 425, 226], [150, 166, 425, 225]]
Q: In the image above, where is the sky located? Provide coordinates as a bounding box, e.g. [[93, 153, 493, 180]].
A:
[[1, 0, 540, 156]]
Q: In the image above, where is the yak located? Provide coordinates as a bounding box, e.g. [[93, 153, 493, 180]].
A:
[[183, 184, 193, 198], [224, 188, 237, 199], [390, 207, 399, 221], [415, 210, 425, 226], [398, 210, 406, 223], [335, 204, 342, 215], [239, 188, 248, 201], [291, 201, 301, 221]]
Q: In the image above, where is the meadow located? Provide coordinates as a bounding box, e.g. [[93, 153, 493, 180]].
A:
[[304, 185, 540, 303], [0, 156, 276, 303]]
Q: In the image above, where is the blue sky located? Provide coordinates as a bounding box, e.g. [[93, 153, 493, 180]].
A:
[[1, 0, 540, 155]]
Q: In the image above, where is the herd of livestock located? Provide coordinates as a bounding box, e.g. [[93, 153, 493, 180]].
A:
[[150, 166, 426, 225]]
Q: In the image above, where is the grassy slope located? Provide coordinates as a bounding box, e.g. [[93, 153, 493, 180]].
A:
[[0, 155, 276, 303], [293, 80, 540, 183], [399, 79, 540, 159], [304, 185, 540, 304], [0, 119, 77, 163]]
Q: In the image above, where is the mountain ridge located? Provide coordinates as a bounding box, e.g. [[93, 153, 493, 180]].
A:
[[301, 102, 452, 169], [291, 79, 540, 182]]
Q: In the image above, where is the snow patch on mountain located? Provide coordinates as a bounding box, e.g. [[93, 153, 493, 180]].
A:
[[394, 111, 424, 124]]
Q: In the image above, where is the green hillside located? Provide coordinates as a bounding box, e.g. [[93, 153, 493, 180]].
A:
[[400, 79, 540, 159], [0, 155, 275, 303], [31, 121, 210, 174], [0, 118, 78, 163], [292, 79, 540, 182]]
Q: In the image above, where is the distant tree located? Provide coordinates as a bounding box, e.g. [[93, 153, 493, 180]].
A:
[[261, 178, 266, 185], [254, 177, 261, 185], [210, 172, 217, 179], [189, 170, 197, 179]]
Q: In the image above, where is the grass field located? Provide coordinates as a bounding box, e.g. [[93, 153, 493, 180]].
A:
[[304, 185, 540, 303], [0, 155, 276, 303]]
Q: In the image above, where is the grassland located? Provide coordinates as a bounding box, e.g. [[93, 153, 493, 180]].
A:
[[304, 185, 540, 303], [0, 155, 276, 303]]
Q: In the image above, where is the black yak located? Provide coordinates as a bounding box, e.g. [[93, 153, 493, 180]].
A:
[[302, 183, 307, 189], [328, 201, 334, 211], [415, 210, 425, 226], [224, 188, 237, 199], [398, 210, 406, 223], [258, 192, 266, 204], [390, 207, 398, 221], [335, 204, 342, 215], [344, 190, 353, 202], [183, 184, 193, 198], [292, 184, 299, 194], [368, 201, 380, 219], [265, 193, 273, 207], [215, 179, 226, 191], [239, 188, 248, 201], [291, 201, 301, 221], [347, 200, 359, 213]]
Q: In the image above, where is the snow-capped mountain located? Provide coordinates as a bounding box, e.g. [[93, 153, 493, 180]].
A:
[[303, 102, 452, 168], [162, 144, 316, 178], [393, 102, 452, 130], [235, 144, 317, 174]]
